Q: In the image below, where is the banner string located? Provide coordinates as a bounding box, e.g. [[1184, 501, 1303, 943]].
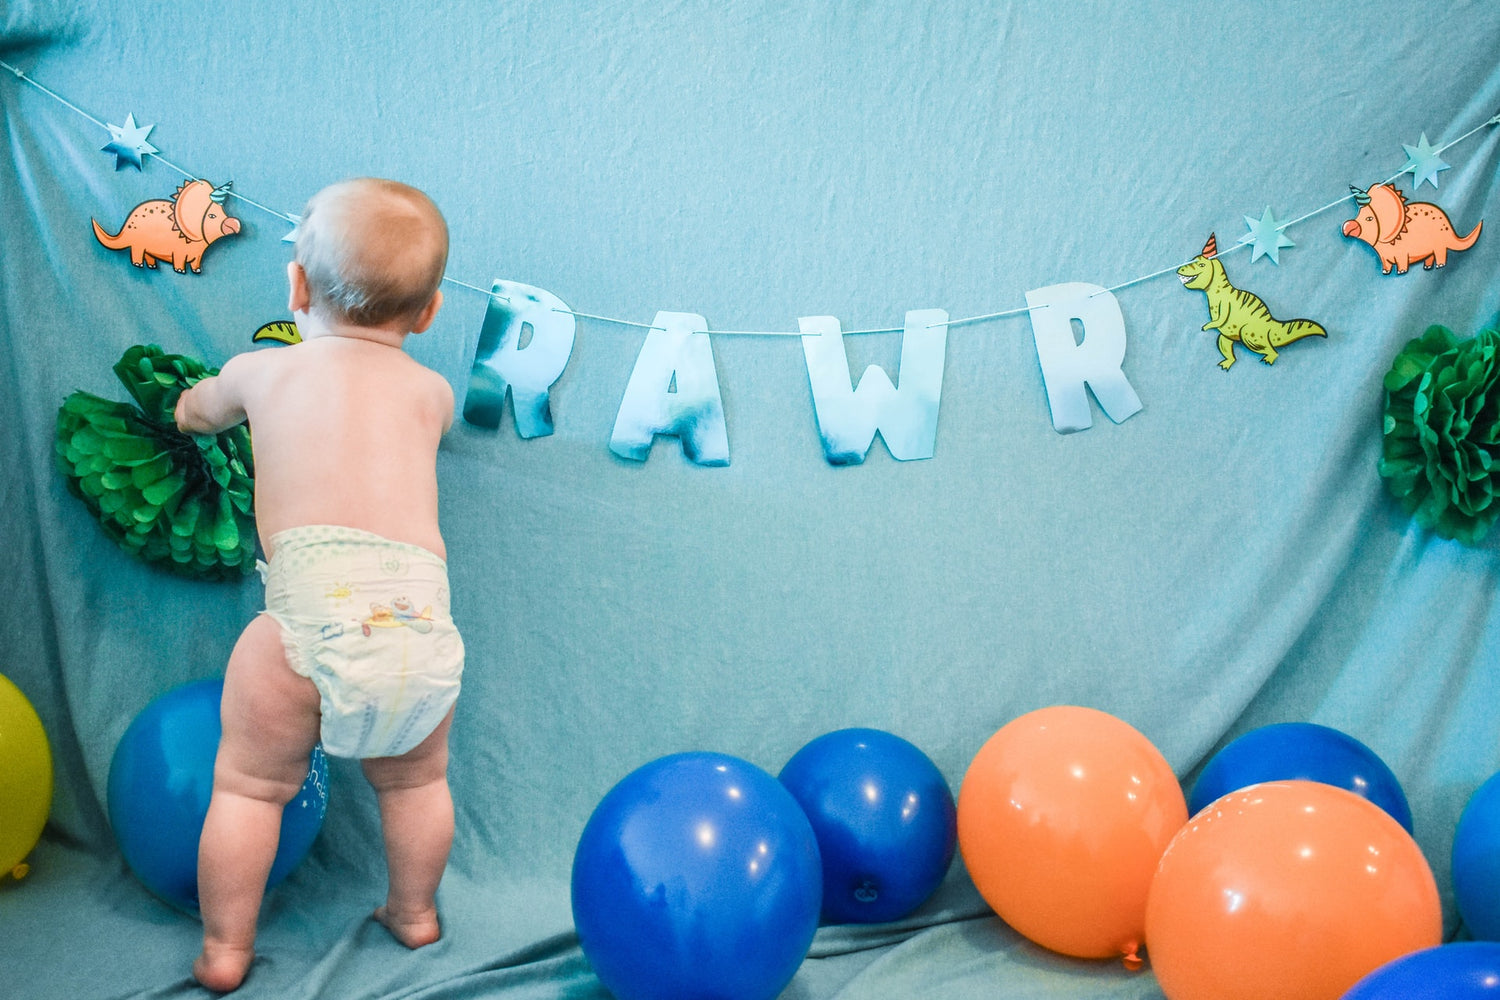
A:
[[4, 59, 1496, 338]]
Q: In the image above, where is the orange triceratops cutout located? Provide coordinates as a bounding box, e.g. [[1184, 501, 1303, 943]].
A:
[[92, 179, 241, 274]]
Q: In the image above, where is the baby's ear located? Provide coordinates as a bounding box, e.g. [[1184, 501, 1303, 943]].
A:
[[287, 261, 311, 314], [410, 289, 443, 334]]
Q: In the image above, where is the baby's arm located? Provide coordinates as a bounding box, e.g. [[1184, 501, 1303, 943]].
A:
[[175, 354, 254, 434]]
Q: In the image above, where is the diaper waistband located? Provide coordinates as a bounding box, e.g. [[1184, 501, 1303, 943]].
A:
[[267, 525, 447, 568]]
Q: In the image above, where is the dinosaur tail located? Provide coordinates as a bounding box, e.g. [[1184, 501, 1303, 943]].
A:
[[1454, 219, 1483, 251], [92, 218, 127, 249], [1272, 319, 1327, 348]]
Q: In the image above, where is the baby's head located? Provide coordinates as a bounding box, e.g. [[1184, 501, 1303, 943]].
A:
[[292, 178, 448, 333]]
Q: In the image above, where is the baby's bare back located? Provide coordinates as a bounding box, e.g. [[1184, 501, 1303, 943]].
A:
[[235, 338, 452, 559]]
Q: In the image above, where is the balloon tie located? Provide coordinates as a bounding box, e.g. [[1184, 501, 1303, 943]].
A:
[[1121, 941, 1143, 972]]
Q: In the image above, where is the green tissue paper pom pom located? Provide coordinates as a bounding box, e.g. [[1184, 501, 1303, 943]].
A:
[[1379, 325, 1500, 546], [55, 344, 256, 580]]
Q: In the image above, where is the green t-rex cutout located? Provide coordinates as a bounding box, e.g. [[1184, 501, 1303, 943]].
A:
[[1177, 233, 1326, 370]]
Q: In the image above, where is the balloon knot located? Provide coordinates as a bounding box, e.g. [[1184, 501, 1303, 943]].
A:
[[1121, 942, 1143, 972], [10, 863, 30, 880]]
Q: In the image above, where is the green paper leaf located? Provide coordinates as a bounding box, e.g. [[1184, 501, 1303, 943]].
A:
[[102, 436, 162, 464], [130, 454, 173, 489], [213, 514, 239, 552], [69, 426, 105, 456], [142, 472, 187, 507]]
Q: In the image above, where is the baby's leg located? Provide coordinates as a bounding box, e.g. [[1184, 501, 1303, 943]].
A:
[[362, 709, 455, 949], [194, 614, 322, 992]]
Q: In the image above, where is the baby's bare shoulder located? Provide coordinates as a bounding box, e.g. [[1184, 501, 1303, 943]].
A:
[[403, 359, 455, 428], [417, 362, 454, 404], [213, 346, 288, 392], [384, 349, 449, 393]]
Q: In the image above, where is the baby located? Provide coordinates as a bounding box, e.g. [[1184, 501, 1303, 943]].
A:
[[175, 178, 463, 992]]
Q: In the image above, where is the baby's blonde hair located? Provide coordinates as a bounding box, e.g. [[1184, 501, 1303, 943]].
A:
[[295, 178, 449, 329]]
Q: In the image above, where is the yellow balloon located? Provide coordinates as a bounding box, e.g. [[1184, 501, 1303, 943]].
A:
[[0, 673, 53, 879]]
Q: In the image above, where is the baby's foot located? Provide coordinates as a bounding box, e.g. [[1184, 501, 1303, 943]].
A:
[[374, 904, 442, 949], [193, 941, 254, 993]]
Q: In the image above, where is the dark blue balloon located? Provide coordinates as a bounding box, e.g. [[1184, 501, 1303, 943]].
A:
[[1189, 722, 1412, 832], [1341, 943, 1500, 999], [106, 678, 328, 911], [571, 752, 822, 1000], [779, 728, 956, 924], [1455, 772, 1500, 940]]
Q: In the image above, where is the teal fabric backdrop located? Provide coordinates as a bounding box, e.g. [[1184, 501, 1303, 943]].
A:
[[3, 2, 1499, 997]]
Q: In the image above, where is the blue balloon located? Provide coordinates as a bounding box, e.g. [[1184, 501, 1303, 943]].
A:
[[571, 752, 822, 1000], [1341, 942, 1500, 999], [1189, 722, 1412, 832], [1455, 772, 1500, 940], [106, 678, 328, 911], [779, 728, 956, 924]]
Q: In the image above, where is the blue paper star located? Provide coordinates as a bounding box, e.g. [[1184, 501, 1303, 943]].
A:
[[1237, 206, 1295, 265], [1400, 133, 1449, 190], [101, 113, 158, 171], [281, 214, 302, 244]]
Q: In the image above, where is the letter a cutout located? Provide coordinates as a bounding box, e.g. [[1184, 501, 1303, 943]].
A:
[[610, 311, 730, 466]]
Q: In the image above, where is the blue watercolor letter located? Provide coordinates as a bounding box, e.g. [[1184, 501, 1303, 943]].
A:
[[1024, 282, 1142, 433], [798, 308, 949, 465], [610, 311, 730, 466], [463, 279, 577, 437]]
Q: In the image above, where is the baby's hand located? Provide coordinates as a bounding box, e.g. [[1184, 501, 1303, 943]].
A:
[[174, 388, 193, 433]]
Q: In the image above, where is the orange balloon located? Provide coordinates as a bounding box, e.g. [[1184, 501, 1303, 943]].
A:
[[957, 706, 1187, 963], [1145, 781, 1441, 1000]]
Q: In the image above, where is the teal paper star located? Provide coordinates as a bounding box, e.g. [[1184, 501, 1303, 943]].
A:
[[1237, 206, 1295, 265], [101, 113, 158, 171], [281, 214, 302, 244], [1400, 133, 1449, 189]]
